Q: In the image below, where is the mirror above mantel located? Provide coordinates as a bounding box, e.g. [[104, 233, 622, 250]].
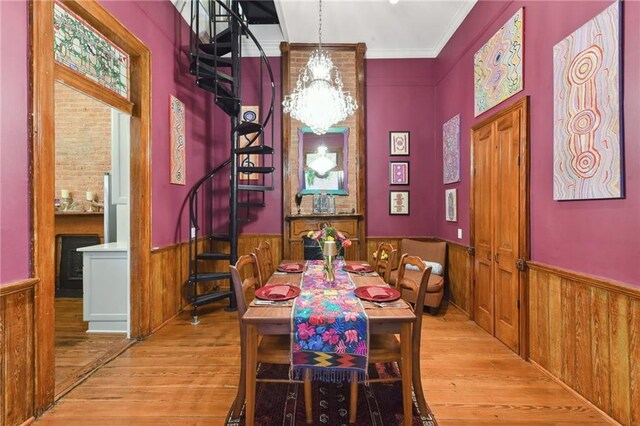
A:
[[281, 42, 367, 259]]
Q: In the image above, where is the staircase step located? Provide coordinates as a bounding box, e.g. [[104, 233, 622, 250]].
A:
[[213, 27, 232, 44], [196, 252, 231, 261], [238, 185, 273, 192], [210, 234, 231, 242], [193, 291, 232, 307], [189, 272, 231, 283], [235, 121, 263, 136], [238, 166, 275, 174], [199, 41, 232, 57], [189, 62, 234, 84], [235, 145, 274, 155], [238, 201, 266, 208], [190, 52, 232, 67], [216, 97, 241, 117]]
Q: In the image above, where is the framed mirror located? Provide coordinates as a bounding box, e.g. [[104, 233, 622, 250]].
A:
[[298, 127, 349, 195]]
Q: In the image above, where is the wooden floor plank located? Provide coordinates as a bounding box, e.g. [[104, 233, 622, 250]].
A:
[[37, 302, 611, 425]]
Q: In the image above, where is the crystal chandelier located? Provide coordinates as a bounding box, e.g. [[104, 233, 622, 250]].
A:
[[282, 0, 357, 135]]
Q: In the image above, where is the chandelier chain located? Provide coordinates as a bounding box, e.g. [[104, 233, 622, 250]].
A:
[[318, 0, 322, 50]]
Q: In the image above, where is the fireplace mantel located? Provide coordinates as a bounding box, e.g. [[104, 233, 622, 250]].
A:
[[284, 214, 364, 260]]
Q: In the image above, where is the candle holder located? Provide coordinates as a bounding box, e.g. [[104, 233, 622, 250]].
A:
[[61, 196, 72, 212]]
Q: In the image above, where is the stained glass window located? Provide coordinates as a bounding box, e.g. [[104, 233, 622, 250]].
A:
[[53, 1, 129, 98]]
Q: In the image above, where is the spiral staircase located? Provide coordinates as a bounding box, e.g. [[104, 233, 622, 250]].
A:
[[186, 0, 276, 323]]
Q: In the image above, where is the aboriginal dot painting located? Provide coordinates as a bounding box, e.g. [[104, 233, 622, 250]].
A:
[[473, 8, 523, 117], [553, 2, 622, 200]]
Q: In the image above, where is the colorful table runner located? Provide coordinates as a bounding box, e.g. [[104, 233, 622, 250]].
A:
[[291, 260, 369, 382]]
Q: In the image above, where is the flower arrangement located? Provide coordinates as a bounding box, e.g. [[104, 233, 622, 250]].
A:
[[307, 225, 352, 257]]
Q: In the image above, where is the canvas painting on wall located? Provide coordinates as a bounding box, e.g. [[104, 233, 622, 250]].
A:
[[170, 95, 186, 185], [443, 114, 461, 184], [389, 191, 409, 215], [389, 161, 409, 185], [389, 131, 410, 156], [239, 105, 261, 181], [553, 2, 622, 200], [474, 8, 524, 117], [445, 188, 457, 222]]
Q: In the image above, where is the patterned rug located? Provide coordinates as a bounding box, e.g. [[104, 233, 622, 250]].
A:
[[226, 362, 437, 426]]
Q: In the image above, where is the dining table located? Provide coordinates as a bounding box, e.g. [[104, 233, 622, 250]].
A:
[[240, 260, 417, 426]]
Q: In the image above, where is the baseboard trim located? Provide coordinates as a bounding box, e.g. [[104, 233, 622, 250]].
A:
[[529, 360, 621, 426]]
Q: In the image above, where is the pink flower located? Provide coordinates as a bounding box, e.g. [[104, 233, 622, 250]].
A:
[[322, 328, 340, 345], [310, 230, 323, 240], [335, 231, 346, 241], [344, 311, 358, 322], [344, 329, 359, 344], [342, 239, 352, 248], [309, 315, 325, 326], [297, 323, 315, 340]]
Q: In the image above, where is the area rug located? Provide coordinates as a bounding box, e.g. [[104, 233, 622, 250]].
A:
[[226, 362, 437, 426]]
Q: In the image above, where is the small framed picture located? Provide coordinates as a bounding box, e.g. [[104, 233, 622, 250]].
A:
[[389, 161, 409, 185], [445, 188, 457, 222], [389, 190, 409, 215], [389, 131, 410, 156]]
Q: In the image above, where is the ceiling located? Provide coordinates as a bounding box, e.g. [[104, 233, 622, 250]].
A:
[[173, 0, 477, 58]]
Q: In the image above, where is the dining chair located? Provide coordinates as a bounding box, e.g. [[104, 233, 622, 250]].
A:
[[229, 254, 313, 424], [348, 254, 432, 423], [254, 240, 275, 287], [372, 242, 395, 283]]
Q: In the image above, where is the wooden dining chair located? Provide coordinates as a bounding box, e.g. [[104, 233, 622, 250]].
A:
[[348, 254, 432, 423], [372, 242, 395, 283], [254, 240, 275, 287], [228, 254, 313, 424]]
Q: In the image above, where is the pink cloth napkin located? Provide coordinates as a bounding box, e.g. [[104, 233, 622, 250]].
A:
[[283, 264, 301, 271], [366, 286, 388, 299], [268, 285, 291, 297], [351, 264, 369, 272]]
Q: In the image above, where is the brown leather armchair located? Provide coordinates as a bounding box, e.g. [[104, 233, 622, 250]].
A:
[[388, 239, 447, 313]]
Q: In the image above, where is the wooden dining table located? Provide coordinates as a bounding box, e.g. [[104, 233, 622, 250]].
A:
[[240, 261, 417, 426]]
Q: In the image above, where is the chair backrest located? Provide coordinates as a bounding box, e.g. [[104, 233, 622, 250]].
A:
[[254, 241, 275, 286], [397, 254, 432, 352], [399, 239, 446, 268], [229, 253, 261, 318], [373, 242, 394, 280]]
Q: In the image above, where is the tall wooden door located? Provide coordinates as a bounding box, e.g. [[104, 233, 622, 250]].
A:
[[472, 98, 528, 354]]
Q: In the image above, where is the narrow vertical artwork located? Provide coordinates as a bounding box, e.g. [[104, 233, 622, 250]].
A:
[[445, 189, 457, 222], [240, 106, 261, 181], [553, 2, 622, 200], [443, 114, 461, 184], [474, 8, 524, 117], [170, 95, 186, 185]]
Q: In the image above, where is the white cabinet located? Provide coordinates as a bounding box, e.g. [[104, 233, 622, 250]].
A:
[[78, 242, 128, 333]]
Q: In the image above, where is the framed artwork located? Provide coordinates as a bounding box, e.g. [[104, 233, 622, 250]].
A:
[[443, 114, 461, 184], [553, 2, 623, 200], [389, 161, 409, 185], [389, 191, 409, 215], [474, 8, 524, 117], [389, 131, 410, 156], [445, 189, 457, 222], [169, 95, 186, 185], [239, 105, 261, 181]]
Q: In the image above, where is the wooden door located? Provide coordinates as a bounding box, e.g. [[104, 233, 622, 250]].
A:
[[471, 98, 528, 355], [473, 123, 494, 334]]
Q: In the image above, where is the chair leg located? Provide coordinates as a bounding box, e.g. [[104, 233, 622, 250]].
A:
[[349, 371, 358, 424], [304, 369, 312, 424]]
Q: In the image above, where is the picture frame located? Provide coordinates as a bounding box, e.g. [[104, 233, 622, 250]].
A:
[[389, 190, 409, 215], [389, 131, 410, 156], [169, 95, 186, 185], [445, 188, 457, 222], [389, 161, 409, 185]]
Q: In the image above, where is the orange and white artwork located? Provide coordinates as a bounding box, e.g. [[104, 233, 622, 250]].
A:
[[553, 2, 622, 200], [170, 95, 186, 185]]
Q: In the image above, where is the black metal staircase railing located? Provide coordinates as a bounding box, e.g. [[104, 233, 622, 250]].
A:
[[186, 0, 275, 324]]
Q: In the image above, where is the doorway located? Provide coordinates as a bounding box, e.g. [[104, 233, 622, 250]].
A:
[[470, 97, 529, 356]]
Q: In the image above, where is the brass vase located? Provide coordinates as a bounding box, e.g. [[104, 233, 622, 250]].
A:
[[323, 241, 338, 283]]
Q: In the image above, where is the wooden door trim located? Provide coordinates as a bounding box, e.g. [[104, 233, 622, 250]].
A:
[[31, 0, 151, 414], [469, 96, 529, 358]]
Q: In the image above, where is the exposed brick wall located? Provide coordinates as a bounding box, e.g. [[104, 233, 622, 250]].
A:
[[54, 82, 111, 207], [288, 48, 359, 215]]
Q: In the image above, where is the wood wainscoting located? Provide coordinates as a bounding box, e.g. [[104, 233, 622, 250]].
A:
[[0, 278, 38, 426], [149, 234, 283, 331], [528, 262, 640, 425]]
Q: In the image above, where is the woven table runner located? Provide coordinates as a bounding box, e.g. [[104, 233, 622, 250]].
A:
[[291, 260, 369, 382]]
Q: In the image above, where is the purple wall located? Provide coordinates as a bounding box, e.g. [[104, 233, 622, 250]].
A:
[[434, 0, 640, 286], [365, 59, 438, 237], [0, 0, 30, 283]]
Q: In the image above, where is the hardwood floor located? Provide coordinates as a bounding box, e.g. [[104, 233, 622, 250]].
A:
[[38, 301, 611, 425], [55, 298, 129, 397]]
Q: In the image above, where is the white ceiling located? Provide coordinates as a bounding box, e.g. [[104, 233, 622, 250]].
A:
[[173, 0, 477, 58]]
